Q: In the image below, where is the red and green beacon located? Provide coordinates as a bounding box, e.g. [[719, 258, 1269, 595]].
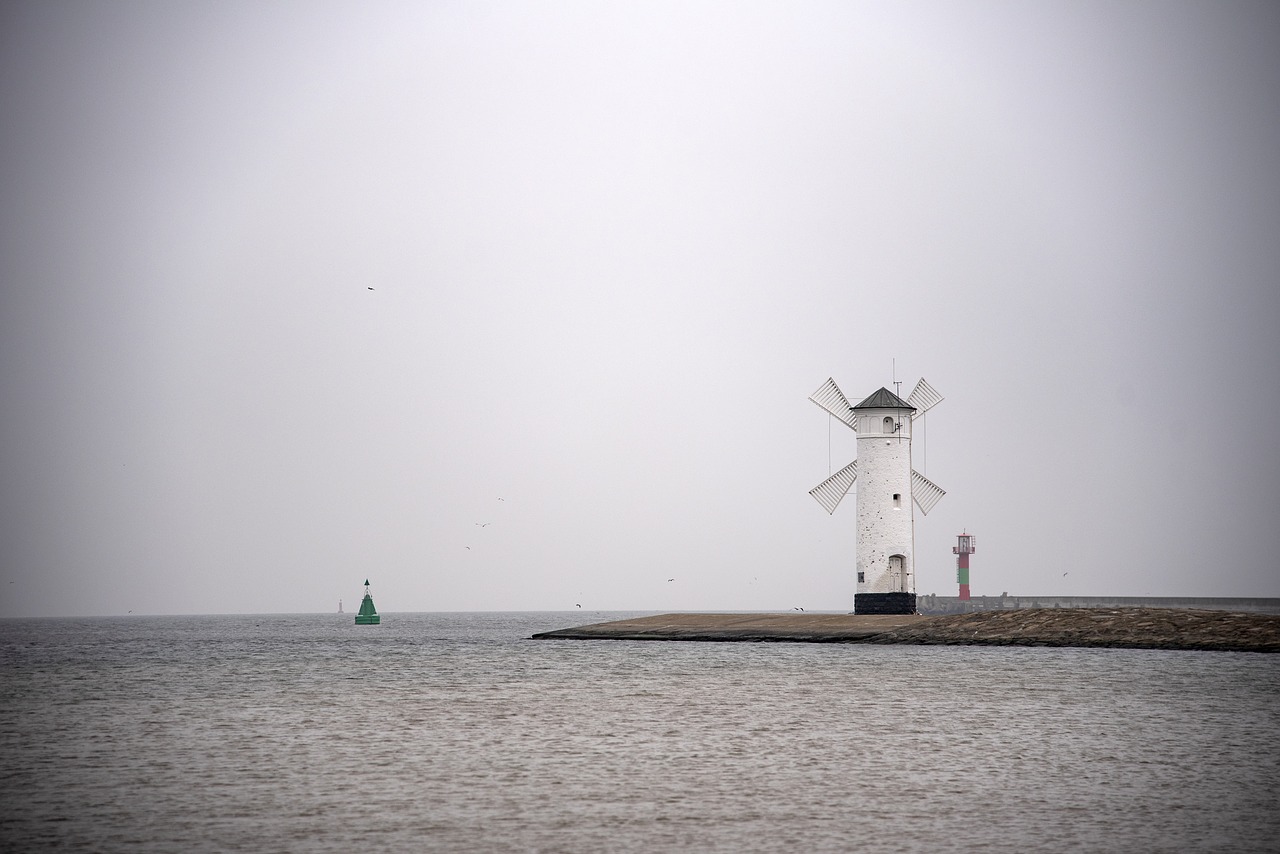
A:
[[953, 533, 976, 601], [355, 579, 380, 625]]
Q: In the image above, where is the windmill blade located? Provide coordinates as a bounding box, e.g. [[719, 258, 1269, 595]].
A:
[[911, 469, 946, 515], [810, 459, 858, 515], [907, 377, 943, 421], [808, 378, 859, 432]]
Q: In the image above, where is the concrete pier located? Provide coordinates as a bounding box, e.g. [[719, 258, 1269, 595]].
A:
[[532, 612, 922, 643], [532, 608, 1280, 652]]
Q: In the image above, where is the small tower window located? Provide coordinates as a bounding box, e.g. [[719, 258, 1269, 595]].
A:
[[883, 416, 895, 432], [893, 493, 901, 508], [857, 572, 865, 583]]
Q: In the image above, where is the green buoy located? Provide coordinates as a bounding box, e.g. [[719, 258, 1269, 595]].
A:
[[355, 578, 380, 625]]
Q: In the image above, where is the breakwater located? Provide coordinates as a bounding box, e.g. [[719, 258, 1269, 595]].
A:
[[533, 612, 918, 643], [532, 608, 1280, 652], [917, 595, 1280, 615]]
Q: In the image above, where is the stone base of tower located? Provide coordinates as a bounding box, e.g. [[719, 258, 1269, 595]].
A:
[[854, 592, 917, 615]]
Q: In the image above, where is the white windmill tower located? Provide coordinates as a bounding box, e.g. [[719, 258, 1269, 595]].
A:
[[808, 377, 946, 614]]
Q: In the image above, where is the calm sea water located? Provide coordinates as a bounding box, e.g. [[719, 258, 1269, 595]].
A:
[[1, 612, 1277, 852]]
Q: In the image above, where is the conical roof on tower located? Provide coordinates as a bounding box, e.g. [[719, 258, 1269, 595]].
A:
[[851, 387, 916, 411]]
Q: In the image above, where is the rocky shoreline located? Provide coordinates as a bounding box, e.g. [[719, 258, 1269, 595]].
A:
[[868, 607, 1280, 652]]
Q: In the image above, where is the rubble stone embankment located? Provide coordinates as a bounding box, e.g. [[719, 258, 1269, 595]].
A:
[[867, 607, 1280, 652]]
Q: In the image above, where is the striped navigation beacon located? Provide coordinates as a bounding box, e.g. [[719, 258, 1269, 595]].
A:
[[953, 532, 975, 601], [808, 377, 946, 614]]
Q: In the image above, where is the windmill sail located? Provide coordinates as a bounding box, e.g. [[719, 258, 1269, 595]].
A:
[[808, 378, 859, 431], [911, 469, 946, 515], [906, 377, 943, 421], [810, 459, 858, 515]]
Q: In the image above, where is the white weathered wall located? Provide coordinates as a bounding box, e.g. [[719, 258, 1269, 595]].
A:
[[855, 407, 915, 595]]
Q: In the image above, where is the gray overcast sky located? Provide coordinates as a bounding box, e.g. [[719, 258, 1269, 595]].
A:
[[2, 1, 1277, 617]]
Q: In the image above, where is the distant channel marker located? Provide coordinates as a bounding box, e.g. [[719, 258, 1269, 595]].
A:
[[531, 608, 1280, 652]]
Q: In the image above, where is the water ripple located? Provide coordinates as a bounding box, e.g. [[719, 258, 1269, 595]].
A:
[[1, 613, 1277, 852]]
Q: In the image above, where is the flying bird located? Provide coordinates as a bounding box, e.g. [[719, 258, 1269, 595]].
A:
[[667, 578, 675, 582], [367, 287, 374, 290], [794, 607, 804, 611], [476, 522, 490, 527]]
